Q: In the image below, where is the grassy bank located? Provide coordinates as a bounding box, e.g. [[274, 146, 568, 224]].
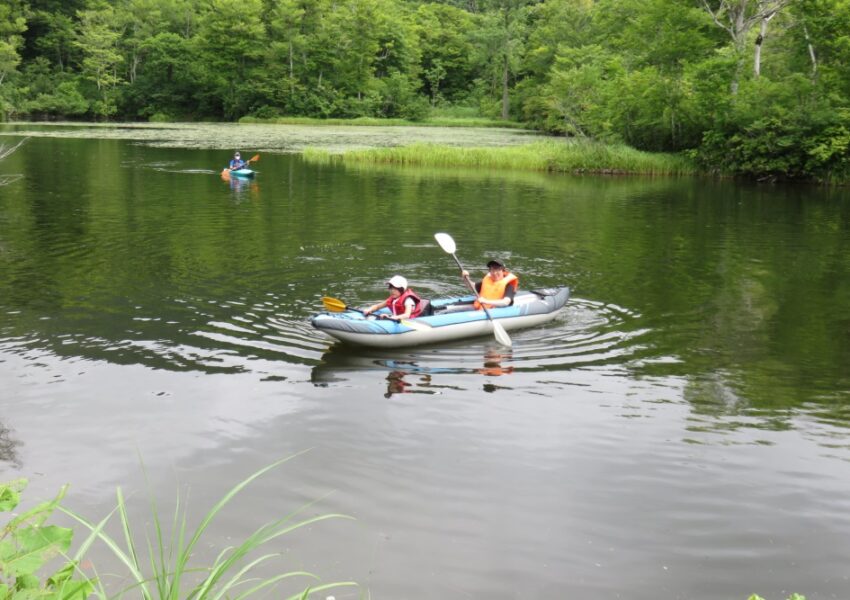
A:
[[303, 140, 697, 176], [239, 115, 527, 128]]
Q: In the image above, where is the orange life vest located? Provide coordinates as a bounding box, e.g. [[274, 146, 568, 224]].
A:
[[474, 272, 518, 310]]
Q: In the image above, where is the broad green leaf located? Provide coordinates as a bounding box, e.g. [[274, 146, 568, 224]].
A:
[[1, 525, 73, 576], [9, 485, 68, 529], [9, 589, 45, 600], [54, 578, 95, 600], [14, 573, 40, 590], [46, 561, 76, 587], [0, 479, 26, 512]]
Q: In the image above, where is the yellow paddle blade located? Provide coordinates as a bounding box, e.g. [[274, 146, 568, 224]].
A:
[[400, 318, 430, 331], [248, 154, 260, 163], [321, 296, 348, 312]]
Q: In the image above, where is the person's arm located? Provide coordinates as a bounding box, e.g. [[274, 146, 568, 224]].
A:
[[363, 299, 388, 316], [460, 270, 478, 293], [502, 283, 516, 306]]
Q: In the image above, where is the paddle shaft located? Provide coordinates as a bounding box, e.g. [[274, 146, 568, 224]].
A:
[[322, 296, 426, 328]]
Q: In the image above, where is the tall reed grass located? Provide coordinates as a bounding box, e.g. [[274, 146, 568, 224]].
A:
[[303, 140, 697, 176], [62, 454, 359, 600]]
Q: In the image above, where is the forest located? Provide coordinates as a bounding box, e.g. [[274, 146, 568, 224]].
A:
[[1, 0, 850, 180]]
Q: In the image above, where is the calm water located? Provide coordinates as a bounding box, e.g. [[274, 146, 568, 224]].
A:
[[2, 127, 850, 600]]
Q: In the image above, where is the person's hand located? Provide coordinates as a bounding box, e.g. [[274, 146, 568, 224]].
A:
[[461, 270, 469, 278], [363, 308, 372, 316]]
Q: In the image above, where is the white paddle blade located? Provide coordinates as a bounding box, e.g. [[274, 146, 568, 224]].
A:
[[493, 321, 512, 347], [434, 232, 456, 254]]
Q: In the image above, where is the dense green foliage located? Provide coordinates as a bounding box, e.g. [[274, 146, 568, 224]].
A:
[[0, 480, 94, 599], [1, 0, 850, 180]]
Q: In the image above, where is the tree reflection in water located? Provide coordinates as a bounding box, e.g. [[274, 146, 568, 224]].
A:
[[0, 422, 22, 468]]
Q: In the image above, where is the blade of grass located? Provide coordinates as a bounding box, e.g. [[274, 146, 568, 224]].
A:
[[60, 507, 152, 599], [230, 572, 320, 600], [287, 581, 360, 600], [116, 487, 147, 596], [176, 452, 310, 578]]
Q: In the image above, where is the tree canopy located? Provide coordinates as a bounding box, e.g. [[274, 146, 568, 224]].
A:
[[1, 0, 848, 180]]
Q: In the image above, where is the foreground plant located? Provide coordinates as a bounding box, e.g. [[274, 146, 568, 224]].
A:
[[0, 479, 94, 599], [62, 454, 358, 600]]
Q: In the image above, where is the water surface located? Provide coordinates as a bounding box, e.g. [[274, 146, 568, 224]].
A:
[[1, 127, 849, 599]]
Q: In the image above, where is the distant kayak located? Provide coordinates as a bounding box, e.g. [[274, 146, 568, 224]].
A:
[[221, 154, 260, 180]]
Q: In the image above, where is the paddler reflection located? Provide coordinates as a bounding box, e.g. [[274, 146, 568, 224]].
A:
[[385, 369, 434, 398], [478, 349, 514, 377]]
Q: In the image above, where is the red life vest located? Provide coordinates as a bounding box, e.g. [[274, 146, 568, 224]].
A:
[[474, 272, 518, 310], [386, 288, 423, 318]]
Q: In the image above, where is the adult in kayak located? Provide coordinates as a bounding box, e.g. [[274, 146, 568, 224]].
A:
[[228, 151, 246, 170], [362, 275, 425, 322], [461, 259, 518, 309]]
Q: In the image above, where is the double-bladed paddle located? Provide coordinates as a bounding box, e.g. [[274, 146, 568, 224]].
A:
[[433, 232, 512, 347], [321, 296, 430, 331]]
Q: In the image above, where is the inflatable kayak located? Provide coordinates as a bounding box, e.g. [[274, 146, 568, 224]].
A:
[[311, 287, 570, 348]]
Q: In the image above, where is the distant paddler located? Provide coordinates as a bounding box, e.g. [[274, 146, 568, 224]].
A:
[[221, 152, 259, 179]]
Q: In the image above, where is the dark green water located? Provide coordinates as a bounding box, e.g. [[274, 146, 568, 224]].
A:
[[2, 130, 850, 599]]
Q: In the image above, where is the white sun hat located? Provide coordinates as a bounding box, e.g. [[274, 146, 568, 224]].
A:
[[387, 275, 408, 290]]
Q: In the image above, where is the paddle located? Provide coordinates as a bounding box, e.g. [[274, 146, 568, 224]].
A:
[[321, 296, 430, 331], [433, 232, 512, 347]]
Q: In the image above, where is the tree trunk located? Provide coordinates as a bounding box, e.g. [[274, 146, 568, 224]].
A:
[[130, 51, 139, 84], [501, 54, 509, 120], [699, 0, 790, 94], [753, 12, 775, 78], [802, 22, 818, 80], [288, 41, 294, 81]]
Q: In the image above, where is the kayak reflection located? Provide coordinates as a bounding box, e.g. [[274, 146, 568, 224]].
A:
[[221, 169, 259, 194], [310, 344, 516, 394]]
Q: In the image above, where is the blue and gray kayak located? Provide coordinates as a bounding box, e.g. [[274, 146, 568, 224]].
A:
[[311, 287, 570, 348]]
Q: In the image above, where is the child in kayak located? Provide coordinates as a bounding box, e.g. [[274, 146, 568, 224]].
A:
[[462, 259, 518, 309], [363, 275, 424, 322]]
